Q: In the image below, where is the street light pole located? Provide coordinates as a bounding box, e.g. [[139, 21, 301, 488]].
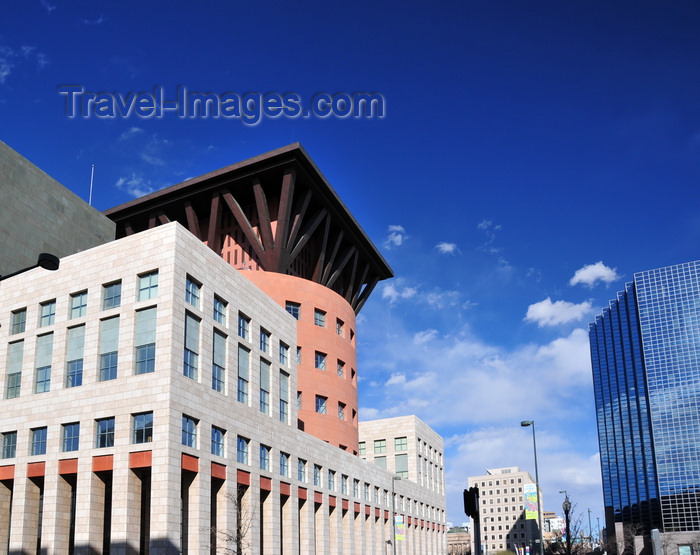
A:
[[560, 492, 572, 555], [521, 421, 544, 555], [392, 475, 401, 555]]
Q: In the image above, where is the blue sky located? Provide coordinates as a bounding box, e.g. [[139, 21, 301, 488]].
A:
[[3, 0, 700, 529]]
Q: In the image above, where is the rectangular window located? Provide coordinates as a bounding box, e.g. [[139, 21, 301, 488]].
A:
[[237, 313, 249, 339], [6, 341, 23, 399], [134, 307, 156, 374], [185, 277, 200, 308], [99, 316, 120, 381], [328, 470, 335, 491], [1, 432, 17, 459], [314, 465, 322, 487], [35, 333, 53, 393], [39, 299, 56, 327], [314, 351, 326, 370], [342, 475, 348, 495], [279, 372, 289, 423], [337, 360, 344, 377], [374, 456, 387, 469], [213, 296, 227, 325], [211, 426, 225, 457], [70, 290, 88, 319], [358, 441, 366, 456], [11, 308, 26, 334], [338, 402, 345, 420], [212, 330, 226, 392], [279, 342, 289, 365], [259, 329, 270, 353], [298, 459, 306, 482], [102, 281, 122, 309], [353, 479, 359, 498], [96, 417, 115, 448], [259, 359, 270, 415], [31, 427, 47, 456], [395, 453, 409, 478], [315, 395, 327, 414], [138, 271, 158, 301], [184, 313, 200, 380], [374, 439, 386, 453], [285, 301, 300, 320], [237, 345, 249, 404], [296, 347, 301, 365], [314, 309, 326, 327], [132, 412, 153, 444], [62, 422, 80, 452], [65, 325, 85, 388], [237, 436, 249, 464], [395, 436, 408, 452], [260, 444, 270, 471], [336, 319, 344, 336], [280, 452, 290, 477], [182, 416, 197, 448]]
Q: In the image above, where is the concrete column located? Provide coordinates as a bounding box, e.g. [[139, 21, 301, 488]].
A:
[[110, 453, 145, 554], [0, 479, 12, 550], [298, 494, 314, 554], [328, 502, 342, 554], [74, 469, 108, 553], [8, 473, 42, 553], [148, 449, 182, 554], [261, 485, 280, 555], [280, 488, 298, 555], [41, 469, 74, 553], [184, 466, 211, 554], [341, 506, 354, 555], [314, 496, 329, 554]]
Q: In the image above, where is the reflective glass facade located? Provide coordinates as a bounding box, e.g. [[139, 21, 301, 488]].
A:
[[590, 260, 700, 536]]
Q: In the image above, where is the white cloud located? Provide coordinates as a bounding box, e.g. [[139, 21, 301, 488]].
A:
[[477, 219, 503, 255], [381, 281, 417, 304], [118, 127, 144, 141], [435, 242, 458, 254], [525, 297, 594, 327], [413, 329, 438, 345], [569, 261, 620, 288], [383, 224, 407, 249], [0, 46, 13, 84], [115, 174, 156, 198], [40, 0, 56, 13]]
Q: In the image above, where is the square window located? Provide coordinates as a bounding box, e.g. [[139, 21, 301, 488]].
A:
[[31, 427, 47, 456], [374, 439, 386, 453], [138, 271, 158, 301], [182, 415, 197, 448], [35, 365, 51, 394], [285, 301, 300, 320], [62, 422, 80, 452], [100, 352, 118, 381], [70, 291, 88, 319], [135, 343, 155, 375], [102, 281, 122, 310], [11, 309, 26, 334], [96, 417, 115, 448], [213, 296, 227, 325], [132, 412, 153, 444], [39, 300, 56, 327], [395, 436, 408, 452], [1, 431, 17, 459], [314, 352, 326, 370], [237, 436, 249, 464], [315, 395, 327, 414], [314, 309, 326, 327], [211, 426, 225, 457], [185, 277, 200, 308]]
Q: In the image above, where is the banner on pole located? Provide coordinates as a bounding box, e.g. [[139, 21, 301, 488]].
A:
[[395, 515, 405, 541], [524, 484, 538, 520]]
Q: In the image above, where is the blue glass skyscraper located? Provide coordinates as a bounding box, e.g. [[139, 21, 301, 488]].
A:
[[590, 260, 700, 547]]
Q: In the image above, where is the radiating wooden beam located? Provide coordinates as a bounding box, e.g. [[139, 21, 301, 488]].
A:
[[288, 208, 328, 263], [286, 190, 312, 251], [184, 201, 201, 239], [354, 275, 379, 313], [326, 246, 356, 289], [124, 222, 135, 236], [207, 192, 222, 253], [350, 263, 370, 307], [221, 189, 267, 265], [344, 250, 359, 302], [253, 179, 274, 252], [321, 231, 344, 285], [312, 215, 332, 283], [148, 213, 156, 229], [156, 211, 170, 225], [275, 168, 296, 251]]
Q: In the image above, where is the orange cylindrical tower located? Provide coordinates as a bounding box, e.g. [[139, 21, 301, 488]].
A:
[[244, 271, 359, 453]]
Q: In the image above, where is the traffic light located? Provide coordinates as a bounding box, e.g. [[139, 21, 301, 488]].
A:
[[463, 486, 479, 519]]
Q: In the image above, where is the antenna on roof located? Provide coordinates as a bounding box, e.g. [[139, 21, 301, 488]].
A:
[[88, 164, 95, 206]]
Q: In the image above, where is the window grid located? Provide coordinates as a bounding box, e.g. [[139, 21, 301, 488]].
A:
[[211, 426, 225, 457], [70, 291, 88, 319], [96, 417, 115, 448], [132, 412, 153, 444], [103, 281, 122, 310], [11, 309, 26, 334], [62, 422, 80, 452], [182, 416, 197, 448], [285, 301, 300, 320], [31, 427, 47, 456], [138, 271, 158, 301], [40, 300, 56, 327], [213, 296, 226, 325], [1, 432, 17, 459], [185, 278, 200, 308]]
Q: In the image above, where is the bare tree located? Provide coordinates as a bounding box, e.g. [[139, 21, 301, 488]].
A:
[[205, 484, 256, 555]]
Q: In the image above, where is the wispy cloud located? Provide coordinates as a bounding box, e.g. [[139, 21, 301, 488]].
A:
[[40, 0, 56, 13], [118, 127, 144, 141], [569, 261, 620, 288], [0, 44, 48, 84], [82, 15, 106, 25], [477, 219, 502, 255], [435, 242, 458, 255], [383, 224, 407, 249], [525, 297, 594, 327], [382, 280, 417, 304], [115, 173, 156, 198], [0, 46, 14, 84]]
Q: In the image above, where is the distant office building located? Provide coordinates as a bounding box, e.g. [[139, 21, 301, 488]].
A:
[[447, 525, 471, 555], [590, 260, 700, 555], [359, 415, 445, 492], [468, 467, 542, 554], [0, 142, 447, 553]]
